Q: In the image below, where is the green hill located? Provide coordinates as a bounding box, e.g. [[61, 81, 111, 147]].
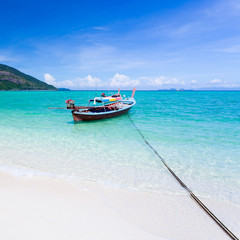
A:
[[0, 64, 57, 90]]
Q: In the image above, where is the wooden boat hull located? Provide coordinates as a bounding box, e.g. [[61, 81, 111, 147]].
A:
[[72, 107, 131, 122]]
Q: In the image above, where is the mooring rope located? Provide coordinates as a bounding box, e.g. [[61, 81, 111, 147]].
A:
[[127, 114, 239, 240]]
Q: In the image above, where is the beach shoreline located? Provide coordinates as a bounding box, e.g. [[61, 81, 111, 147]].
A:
[[1, 170, 239, 240]]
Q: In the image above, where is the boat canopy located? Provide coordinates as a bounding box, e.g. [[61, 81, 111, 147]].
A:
[[90, 96, 122, 103]]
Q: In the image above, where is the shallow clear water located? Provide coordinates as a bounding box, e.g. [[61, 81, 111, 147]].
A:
[[0, 90, 239, 205]]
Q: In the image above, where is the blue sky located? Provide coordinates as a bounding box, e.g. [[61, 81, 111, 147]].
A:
[[1, 0, 240, 89]]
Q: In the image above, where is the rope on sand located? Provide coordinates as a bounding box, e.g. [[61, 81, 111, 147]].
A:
[[128, 114, 239, 240]]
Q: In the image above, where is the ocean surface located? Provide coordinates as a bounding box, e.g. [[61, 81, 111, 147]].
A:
[[0, 90, 239, 205]]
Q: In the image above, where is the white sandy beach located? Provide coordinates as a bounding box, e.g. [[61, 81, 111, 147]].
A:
[[0, 171, 239, 240]]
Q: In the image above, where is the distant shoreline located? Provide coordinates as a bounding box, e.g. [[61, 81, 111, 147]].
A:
[[1, 89, 240, 92]]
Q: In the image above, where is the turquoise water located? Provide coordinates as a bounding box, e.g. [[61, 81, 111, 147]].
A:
[[0, 91, 239, 205]]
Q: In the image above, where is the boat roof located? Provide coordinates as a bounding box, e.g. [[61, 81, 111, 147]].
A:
[[89, 96, 122, 103]]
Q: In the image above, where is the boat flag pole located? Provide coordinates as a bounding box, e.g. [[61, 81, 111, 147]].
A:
[[131, 88, 136, 98]]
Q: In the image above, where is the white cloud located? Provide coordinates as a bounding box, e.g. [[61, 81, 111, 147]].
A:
[[56, 80, 74, 88], [92, 26, 109, 31], [75, 75, 103, 87], [43, 73, 207, 90], [0, 54, 17, 62], [214, 45, 240, 53], [44, 73, 56, 85], [203, 0, 240, 19], [44, 73, 75, 88], [171, 22, 201, 37], [209, 78, 222, 83], [0, 55, 7, 61], [164, 77, 183, 85], [110, 73, 140, 87], [150, 76, 166, 85], [150, 76, 185, 86], [43, 73, 104, 89]]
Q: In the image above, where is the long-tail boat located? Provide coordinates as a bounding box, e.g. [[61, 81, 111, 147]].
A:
[[67, 88, 136, 122]]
